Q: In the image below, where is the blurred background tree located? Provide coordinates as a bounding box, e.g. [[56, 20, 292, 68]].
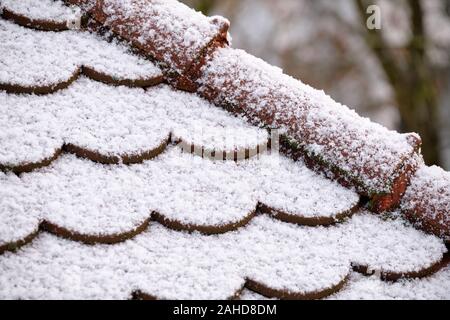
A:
[[356, 0, 442, 166], [183, 0, 450, 169], [188, 0, 215, 14]]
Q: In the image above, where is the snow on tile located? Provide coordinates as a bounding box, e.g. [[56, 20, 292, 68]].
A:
[[0, 213, 445, 299], [401, 164, 450, 241], [0, 20, 78, 88], [59, 79, 171, 158], [328, 265, 450, 300], [0, 0, 80, 23], [248, 264, 450, 300], [73, 31, 162, 81], [0, 172, 40, 246], [198, 47, 420, 196], [21, 155, 150, 237], [0, 19, 161, 88], [134, 149, 257, 228], [247, 155, 359, 220], [0, 232, 133, 300], [242, 217, 350, 295], [93, 0, 229, 74], [0, 92, 63, 167], [343, 213, 447, 274]]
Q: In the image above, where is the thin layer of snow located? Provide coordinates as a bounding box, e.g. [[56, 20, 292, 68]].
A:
[[401, 164, 450, 240], [0, 213, 445, 299], [241, 265, 450, 300], [328, 265, 450, 300], [135, 149, 257, 227], [0, 172, 40, 244], [0, 19, 161, 87], [26, 155, 150, 236], [198, 47, 419, 195], [344, 213, 446, 273], [247, 155, 359, 218], [59, 79, 171, 157], [0, 93, 63, 166], [0, 0, 80, 23], [97, 0, 229, 73], [0, 20, 77, 87]]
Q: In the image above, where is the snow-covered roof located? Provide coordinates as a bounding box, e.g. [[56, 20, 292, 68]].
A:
[[0, 0, 449, 300]]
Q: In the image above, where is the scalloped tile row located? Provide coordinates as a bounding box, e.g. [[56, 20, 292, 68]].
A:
[[0, 148, 360, 246], [0, 77, 269, 170], [0, 19, 162, 92], [327, 265, 450, 300], [0, 213, 446, 300]]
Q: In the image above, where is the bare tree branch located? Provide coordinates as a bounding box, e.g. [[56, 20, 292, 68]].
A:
[[409, 0, 426, 60], [445, 0, 450, 17]]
